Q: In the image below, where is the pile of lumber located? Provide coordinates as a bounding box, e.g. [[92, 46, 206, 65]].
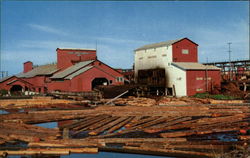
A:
[[0, 96, 78, 107], [112, 96, 157, 106], [0, 103, 249, 157]]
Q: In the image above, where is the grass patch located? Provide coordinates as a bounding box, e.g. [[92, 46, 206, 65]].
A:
[[193, 92, 237, 100]]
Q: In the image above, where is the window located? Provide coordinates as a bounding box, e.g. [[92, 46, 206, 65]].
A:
[[148, 55, 156, 59], [196, 88, 203, 92], [196, 77, 203, 80], [182, 49, 189, 54], [162, 54, 167, 57], [116, 77, 124, 82]]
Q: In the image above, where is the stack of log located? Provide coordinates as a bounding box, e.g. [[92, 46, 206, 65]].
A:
[[113, 96, 157, 106], [104, 96, 246, 106], [0, 96, 79, 107], [0, 103, 249, 157]]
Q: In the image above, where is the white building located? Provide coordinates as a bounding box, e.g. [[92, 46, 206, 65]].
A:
[[134, 38, 220, 97]]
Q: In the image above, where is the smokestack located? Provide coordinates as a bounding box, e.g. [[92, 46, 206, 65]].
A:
[[23, 61, 33, 73]]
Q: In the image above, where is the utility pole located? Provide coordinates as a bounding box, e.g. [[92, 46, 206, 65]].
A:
[[95, 40, 98, 60], [228, 42, 232, 81]]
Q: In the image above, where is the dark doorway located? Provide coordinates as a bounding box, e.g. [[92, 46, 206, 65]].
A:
[[10, 85, 23, 95], [92, 78, 109, 90]]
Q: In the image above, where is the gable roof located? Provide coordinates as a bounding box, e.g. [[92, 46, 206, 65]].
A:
[[172, 62, 220, 71], [6, 78, 33, 86], [18, 64, 58, 78], [65, 66, 93, 80], [57, 48, 96, 51], [51, 60, 94, 79], [0, 76, 14, 83], [134, 38, 198, 51]]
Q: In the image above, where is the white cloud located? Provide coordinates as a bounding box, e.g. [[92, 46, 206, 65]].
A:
[[96, 37, 149, 45], [28, 24, 69, 36], [18, 40, 95, 49]]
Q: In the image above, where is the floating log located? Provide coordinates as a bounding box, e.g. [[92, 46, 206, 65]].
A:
[[105, 116, 134, 134], [0, 150, 70, 156], [109, 146, 215, 158], [238, 135, 250, 140], [72, 115, 110, 132]]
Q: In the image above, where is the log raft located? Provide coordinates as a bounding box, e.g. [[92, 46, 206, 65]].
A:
[[0, 103, 249, 157]]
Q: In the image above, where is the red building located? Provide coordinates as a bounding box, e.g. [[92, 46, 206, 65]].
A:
[[134, 38, 221, 96], [0, 48, 125, 94]]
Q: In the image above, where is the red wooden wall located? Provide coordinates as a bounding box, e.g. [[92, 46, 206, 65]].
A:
[[172, 38, 198, 62]]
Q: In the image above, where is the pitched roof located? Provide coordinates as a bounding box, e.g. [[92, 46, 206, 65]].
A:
[[0, 76, 14, 83], [172, 62, 221, 70], [18, 64, 58, 78], [51, 60, 94, 79], [135, 39, 181, 51], [57, 48, 96, 51], [65, 66, 93, 80], [135, 38, 198, 51]]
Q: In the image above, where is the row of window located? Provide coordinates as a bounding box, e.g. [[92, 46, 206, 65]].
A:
[[143, 46, 169, 53], [138, 54, 167, 60], [138, 49, 189, 60], [196, 77, 212, 80]]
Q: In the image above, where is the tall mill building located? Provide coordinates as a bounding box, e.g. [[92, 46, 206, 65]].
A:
[[134, 38, 221, 97]]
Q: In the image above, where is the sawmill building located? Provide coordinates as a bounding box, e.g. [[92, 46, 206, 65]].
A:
[[0, 48, 125, 94], [134, 38, 221, 96]]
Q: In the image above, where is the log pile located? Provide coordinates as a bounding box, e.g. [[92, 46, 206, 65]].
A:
[[0, 96, 79, 107], [0, 103, 249, 157]]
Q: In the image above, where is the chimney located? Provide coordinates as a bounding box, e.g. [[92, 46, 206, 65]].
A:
[[23, 61, 33, 73]]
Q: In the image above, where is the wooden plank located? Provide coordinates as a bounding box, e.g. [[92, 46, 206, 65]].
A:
[[93, 138, 187, 143], [88, 117, 128, 136], [160, 126, 245, 138], [87, 116, 119, 131], [72, 115, 110, 131], [127, 116, 161, 128], [0, 150, 70, 155], [29, 139, 99, 147], [121, 146, 215, 158], [105, 116, 134, 134], [144, 116, 193, 133]]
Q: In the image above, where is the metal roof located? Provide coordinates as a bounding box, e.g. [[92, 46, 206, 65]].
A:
[[172, 62, 221, 70], [57, 48, 96, 51], [0, 76, 14, 83], [51, 60, 94, 79], [135, 39, 182, 51], [18, 64, 58, 78], [65, 66, 93, 80]]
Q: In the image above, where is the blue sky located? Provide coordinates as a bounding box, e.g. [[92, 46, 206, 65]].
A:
[[1, 1, 249, 75]]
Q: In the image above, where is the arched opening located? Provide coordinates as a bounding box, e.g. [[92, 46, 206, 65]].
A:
[[25, 86, 29, 91], [10, 85, 23, 95], [92, 78, 109, 90]]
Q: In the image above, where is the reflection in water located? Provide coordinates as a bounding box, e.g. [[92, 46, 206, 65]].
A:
[[35, 122, 58, 128], [0, 109, 9, 114]]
